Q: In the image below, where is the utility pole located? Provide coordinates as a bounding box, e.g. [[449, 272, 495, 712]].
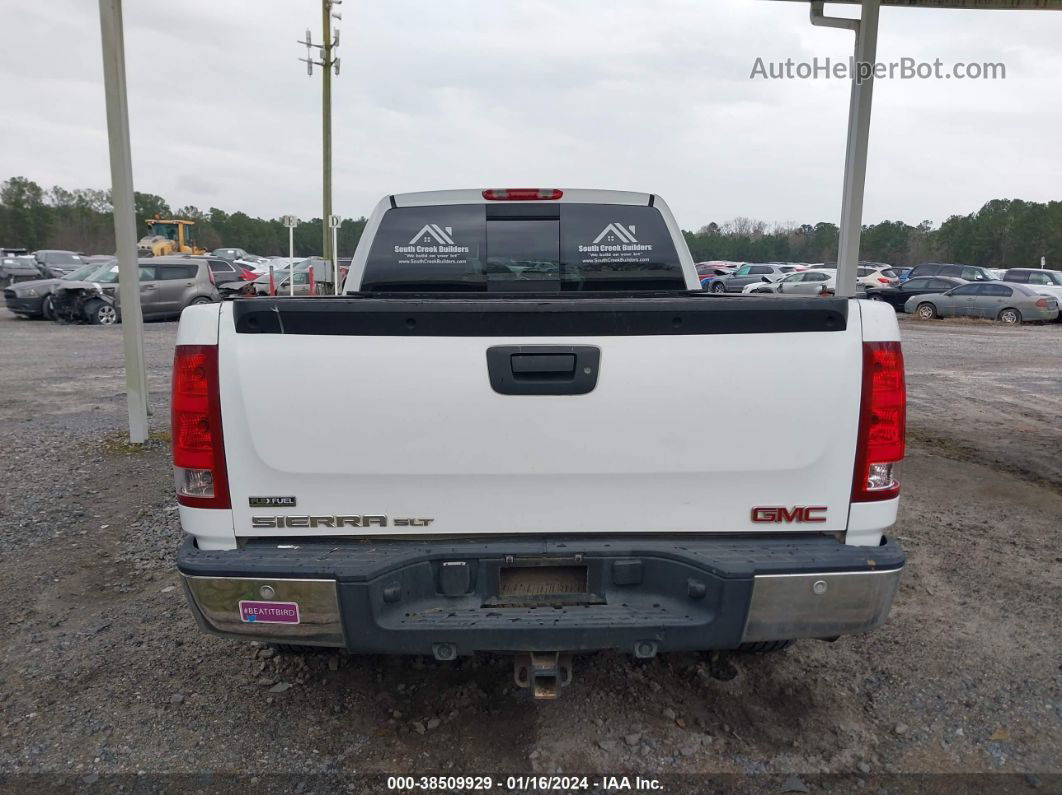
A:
[[299, 1, 341, 262], [98, 0, 149, 444]]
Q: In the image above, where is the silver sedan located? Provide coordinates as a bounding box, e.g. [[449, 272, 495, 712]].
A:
[[904, 281, 1059, 324]]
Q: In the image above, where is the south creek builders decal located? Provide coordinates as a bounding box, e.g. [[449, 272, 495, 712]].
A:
[[394, 224, 470, 266], [579, 223, 654, 266]]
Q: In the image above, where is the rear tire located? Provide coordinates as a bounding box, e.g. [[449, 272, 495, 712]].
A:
[[997, 307, 1021, 325], [868, 294, 883, 301], [915, 302, 938, 320], [736, 640, 794, 653], [711, 282, 726, 294], [84, 299, 119, 326]]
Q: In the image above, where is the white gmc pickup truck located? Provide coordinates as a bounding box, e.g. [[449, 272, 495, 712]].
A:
[[173, 188, 906, 697]]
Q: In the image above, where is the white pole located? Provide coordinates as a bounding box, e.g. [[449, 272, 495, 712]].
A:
[[289, 225, 295, 297], [98, 0, 148, 444], [332, 223, 339, 295], [835, 0, 880, 298]]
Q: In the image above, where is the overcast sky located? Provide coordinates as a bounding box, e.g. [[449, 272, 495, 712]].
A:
[[3, 1, 1060, 230]]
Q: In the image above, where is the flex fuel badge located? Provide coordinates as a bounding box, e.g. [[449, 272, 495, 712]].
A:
[[239, 601, 300, 624]]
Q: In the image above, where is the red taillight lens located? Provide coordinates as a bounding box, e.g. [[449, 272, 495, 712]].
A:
[[852, 341, 906, 502], [1035, 298, 1048, 309], [482, 188, 563, 201], [171, 345, 230, 509], [877, 277, 890, 283]]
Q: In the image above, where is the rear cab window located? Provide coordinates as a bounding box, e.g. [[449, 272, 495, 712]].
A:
[[361, 203, 686, 292]]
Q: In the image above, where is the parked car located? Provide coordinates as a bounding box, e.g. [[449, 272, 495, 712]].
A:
[[904, 281, 1059, 324], [809, 263, 900, 289], [865, 276, 966, 309], [895, 267, 913, 283], [211, 247, 251, 262], [4, 260, 111, 318], [52, 256, 220, 324], [1001, 269, 1062, 319], [859, 266, 900, 288], [248, 268, 317, 296], [32, 250, 85, 276], [248, 257, 331, 295], [695, 263, 735, 286], [212, 248, 267, 270], [704, 263, 792, 293], [1, 255, 45, 288], [742, 269, 835, 295], [193, 256, 257, 284], [906, 263, 996, 283]]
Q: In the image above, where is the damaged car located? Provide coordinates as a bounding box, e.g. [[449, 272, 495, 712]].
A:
[[51, 256, 219, 324], [4, 260, 112, 318]]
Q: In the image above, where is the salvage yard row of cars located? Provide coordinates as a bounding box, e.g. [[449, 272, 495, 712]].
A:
[[698, 260, 1061, 324], [4, 245, 1060, 326], [3, 250, 334, 324]]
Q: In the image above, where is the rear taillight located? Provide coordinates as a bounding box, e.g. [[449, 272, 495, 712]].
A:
[[852, 341, 906, 502], [482, 188, 563, 201], [877, 277, 890, 283], [171, 345, 230, 509], [1035, 298, 1048, 309]]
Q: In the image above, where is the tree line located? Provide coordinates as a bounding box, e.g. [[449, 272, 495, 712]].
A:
[[683, 199, 1062, 269], [2, 176, 1059, 269], [0, 177, 366, 259]]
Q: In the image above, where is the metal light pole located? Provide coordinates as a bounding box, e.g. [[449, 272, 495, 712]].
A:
[[770, 0, 1062, 297], [810, 0, 879, 298], [98, 0, 148, 444], [299, 1, 342, 262], [329, 214, 341, 294], [282, 215, 298, 296]]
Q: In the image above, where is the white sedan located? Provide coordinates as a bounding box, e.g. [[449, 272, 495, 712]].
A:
[[742, 269, 835, 295]]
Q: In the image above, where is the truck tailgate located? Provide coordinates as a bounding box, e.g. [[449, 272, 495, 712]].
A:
[[218, 297, 862, 538]]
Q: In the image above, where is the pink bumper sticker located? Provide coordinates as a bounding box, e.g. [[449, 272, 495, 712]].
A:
[[239, 600, 300, 624]]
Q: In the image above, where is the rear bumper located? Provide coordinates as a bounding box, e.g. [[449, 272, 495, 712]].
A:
[[177, 534, 904, 655]]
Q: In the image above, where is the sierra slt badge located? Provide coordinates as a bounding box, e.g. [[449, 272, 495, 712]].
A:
[[751, 506, 827, 523], [249, 496, 296, 507], [251, 515, 435, 529]]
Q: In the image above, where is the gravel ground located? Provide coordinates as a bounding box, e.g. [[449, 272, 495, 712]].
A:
[[0, 309, 1059, 792]]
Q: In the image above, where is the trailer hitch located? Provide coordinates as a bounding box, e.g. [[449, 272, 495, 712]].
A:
[[513, 652, 573, 699]]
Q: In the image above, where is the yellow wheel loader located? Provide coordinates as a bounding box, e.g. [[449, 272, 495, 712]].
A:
[[137, 218, 206, 257]]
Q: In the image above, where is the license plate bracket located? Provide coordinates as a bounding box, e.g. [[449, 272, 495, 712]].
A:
[[488, 560, 602, 607]]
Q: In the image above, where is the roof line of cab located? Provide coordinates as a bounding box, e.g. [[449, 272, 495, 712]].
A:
[[389, 188, 656, 208]]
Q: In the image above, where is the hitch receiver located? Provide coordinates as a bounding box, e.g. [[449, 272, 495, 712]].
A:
[[513, 652, 573, 699]]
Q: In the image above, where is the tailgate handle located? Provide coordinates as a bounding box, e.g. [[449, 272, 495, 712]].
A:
[[487, 345, 600, 396], [510, 353, 575, 375]]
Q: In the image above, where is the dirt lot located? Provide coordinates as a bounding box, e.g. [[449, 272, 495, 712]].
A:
[[0, 310, 1059, 792]]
